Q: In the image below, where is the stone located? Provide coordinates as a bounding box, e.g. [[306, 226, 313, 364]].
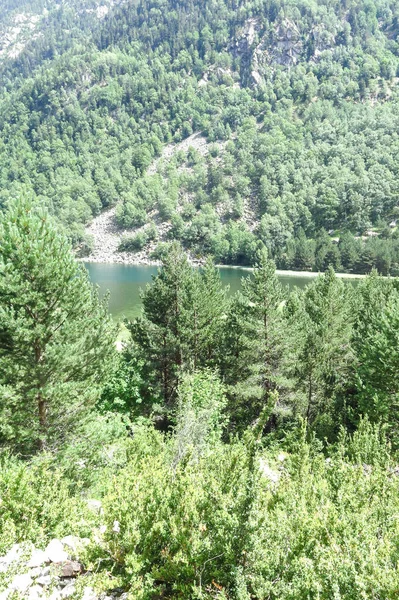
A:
[[60, 583, 76, 598], [0, 544, 22, 573], [47, 592, 62, 600], [28, 584, 44, 599], [36, 574, 52, 586], [259, 458, 280, 484], [45, 540, 68, 564], [60, 560, 83, 578], [60, 536, 80, 555], [27, 549, 49, 568], [28, 567, 44, 578], [58, 577, 75, 588], [81, 587, 98, 600], [9, 573, 33, 593]]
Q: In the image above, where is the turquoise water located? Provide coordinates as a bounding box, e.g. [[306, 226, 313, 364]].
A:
[[84, 263, 316, 320]]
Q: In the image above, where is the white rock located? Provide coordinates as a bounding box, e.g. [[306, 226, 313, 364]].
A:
[[0, 543, 22, 572], [36, 574, 52, 586], [10, 573, 33, 593], [60, 583, 76, 598], [27, 549, 49, 568], [45, 540, 68, 563], [259, 458, 280, 483], [81, 587, 98, 600], [112, 521, 120, 533], [47, 592, 62, 600], [60, 536, 80, 554], [28, 584, 44, 599]]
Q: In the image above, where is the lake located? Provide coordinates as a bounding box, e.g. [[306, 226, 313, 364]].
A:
[[84, 262, 319, 320]]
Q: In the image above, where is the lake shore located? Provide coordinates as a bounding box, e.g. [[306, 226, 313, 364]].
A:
[[82, 254, 368, 280], [83, 205, 370, 279]]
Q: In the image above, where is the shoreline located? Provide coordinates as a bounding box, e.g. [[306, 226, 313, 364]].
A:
[[81, 256, 370, 280]]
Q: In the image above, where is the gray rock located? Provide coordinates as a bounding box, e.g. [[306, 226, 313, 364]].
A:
[[28, 584, 44, 599], [47, 592, 62, 600], [45, 540, 68, 564], [0, 543, 22, 573], [60, 560, 83, 577], [9, 573, 33, 593], [60, 536, 81, 555], [36, 574, 52, 586], [60, 583, 76, 598], [81, 587, 98, 600], [28, 566, 44, 578], [87, 499, 102, 514], [27, 549, 49, 568]]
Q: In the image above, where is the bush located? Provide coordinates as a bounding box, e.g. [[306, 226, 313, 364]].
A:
[[84, 427, 399, 600], [0, 452, 92, 554], [118, 232, 148, 252]]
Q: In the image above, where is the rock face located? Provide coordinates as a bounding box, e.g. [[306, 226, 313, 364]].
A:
[[231, 17, 336, 86], [0, 538, 126, 600]]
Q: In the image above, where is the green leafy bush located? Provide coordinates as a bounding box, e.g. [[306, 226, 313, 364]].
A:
[[0, 452, 92, 554]]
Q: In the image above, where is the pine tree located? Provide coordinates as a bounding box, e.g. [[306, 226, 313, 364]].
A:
[[222, 249, 287, 427], [351, 273, 399, 442], [290, 268, 354, 437], [0, 197, 117, 452], [129, 244, 227, 415]]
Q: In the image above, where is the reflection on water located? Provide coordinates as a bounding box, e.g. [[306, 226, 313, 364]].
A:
[[84, 262, 317, 321]]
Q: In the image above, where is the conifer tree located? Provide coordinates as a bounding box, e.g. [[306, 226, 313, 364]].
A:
[[351, 273, 399, 442], [289, 268, 354, 436], [222, 249, 287, 426], [0, 197, 117, 452], [129, 244, 227, 414]]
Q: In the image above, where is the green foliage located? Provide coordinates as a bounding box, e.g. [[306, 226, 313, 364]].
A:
[[172, 369, 227, 467], [0, 451, 91, 554], [128, 244, 227, 414], [85, 424, 399, 600], [222, 249, 287, 426], [2, 0, 399, 271], [0, 196, 117, 453]]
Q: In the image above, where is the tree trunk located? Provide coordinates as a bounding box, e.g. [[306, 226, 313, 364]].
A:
[[38, 393, 47, 450]]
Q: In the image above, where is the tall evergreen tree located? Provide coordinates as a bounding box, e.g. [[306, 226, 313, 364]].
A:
[[351, 273, 399, 443], [0, 197, 117, 452], [222, 249, 287, 427], [129, 244, 227, 415], [289, 268, 355, 437]]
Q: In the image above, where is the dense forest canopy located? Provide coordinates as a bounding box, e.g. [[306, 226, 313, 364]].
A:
[[2, 0, 399, 270]]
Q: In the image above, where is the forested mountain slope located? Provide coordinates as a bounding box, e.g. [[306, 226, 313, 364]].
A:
[[2, 0, 399, 271]]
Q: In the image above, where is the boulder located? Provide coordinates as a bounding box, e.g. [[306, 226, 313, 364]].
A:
[[81, 587, 98, 600], [28, 584, 44, 599], [60, 582, 76, 598], [36, 574, 52, 586], [27, 548, 49, 568], [0, 544, 22, 573], [9, 573, 33, 593], [45, 540, 68, 564], [60, 560, 83, 578]]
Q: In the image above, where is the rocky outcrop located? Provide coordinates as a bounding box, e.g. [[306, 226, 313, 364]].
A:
[[0, 538, 126, 600], [231, 17, 335, 86]]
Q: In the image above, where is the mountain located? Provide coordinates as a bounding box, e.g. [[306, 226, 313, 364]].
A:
[[2, 0, 399, 272]]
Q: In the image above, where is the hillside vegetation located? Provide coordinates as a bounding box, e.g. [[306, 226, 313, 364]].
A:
[[2, 199, 399, 598], [2, 1, 399, 270]]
